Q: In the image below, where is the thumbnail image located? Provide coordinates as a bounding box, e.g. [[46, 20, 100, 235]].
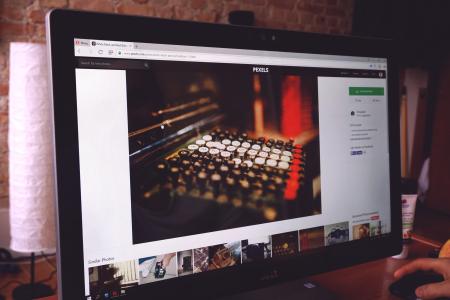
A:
[[193, 247, 209, 273], [138, 253, 177, 285], [88, 260, 139, 299], [299, 226, 325, 251], [242, 236, 272, 263], [128, 61, 323, 245], [271, 231, 299, 257], [324, 222, 349, 246], [177, 250, 193, 276], [353, 223, 370, 240], [370, 221, 383, 236], [208, 241, 242, 270]]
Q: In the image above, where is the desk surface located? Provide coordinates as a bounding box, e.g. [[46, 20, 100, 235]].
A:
[[0, 239, 435, 300], [310, 239, 435, 300]]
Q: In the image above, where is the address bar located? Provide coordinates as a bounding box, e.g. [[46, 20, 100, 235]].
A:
[[118, 49, 371, 69]]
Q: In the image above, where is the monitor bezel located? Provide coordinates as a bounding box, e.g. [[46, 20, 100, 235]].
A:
[[46, 9, 402, 300]]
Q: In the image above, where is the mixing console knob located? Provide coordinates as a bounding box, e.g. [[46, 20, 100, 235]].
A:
[[219, 164, 230, 177], [232, 158, 242, 166], [183, 170, 194, 188], [180, 159, 191, 170], [169, 166, 180, 184], [196, 139, 206, 146], [239, 179, 251, 199], [241, 142, 251, 149], [263, 166, 274, 175], [247, 170, 256, 183], [197, 171, 208, 190], [254, 157, 265, 165], [213, 157, 223, 167], [209, 148, 220, 156], [190, 153, 200, 160], [225, 176, 236, 196], [206, 163, 216, 174], [259, 172, 269, 186], [231, 140, 240, 147], [252, 179, 263, 191], [266, 159, 277, 167], [202, 134, 213, 141], [193, 161, 203, 172], [231, 168, 242, 179], [155, 162, 168, 184], [251, 164, 261, 174], [265, 183, 276, 194], [243, 160, 253, 168], [225, 159, 235, 168], [276, 168, 289, 179], [220, 151, 231, 159], [237, 147, 247, 157], [178, 149, 189, 158], [273, 176, 285, 191], [211, 173, 222, 195], [222, 139, 231, 146], [239, 163, 249, 173], [188, 144, 199, 151], [156, 161, 167, 173], [168, 157, 178, 167]]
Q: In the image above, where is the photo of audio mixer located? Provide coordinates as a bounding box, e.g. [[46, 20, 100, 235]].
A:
[[128, 61, 322, 244]]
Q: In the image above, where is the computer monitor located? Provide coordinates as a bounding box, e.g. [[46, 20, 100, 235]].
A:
[[46, 9, 401, 299]]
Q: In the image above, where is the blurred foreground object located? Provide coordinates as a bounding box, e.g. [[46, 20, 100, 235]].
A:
[[8, 42, 56, 299]]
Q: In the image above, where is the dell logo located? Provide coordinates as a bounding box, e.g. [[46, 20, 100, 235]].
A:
[[259, 269, 279, 281], [253, 67, 269, 73]]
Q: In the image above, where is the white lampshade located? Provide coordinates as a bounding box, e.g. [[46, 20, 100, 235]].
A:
[[8, 42, 56, 253]]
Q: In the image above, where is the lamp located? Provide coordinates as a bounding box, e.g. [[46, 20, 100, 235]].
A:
[[8, 42, 56, 299]]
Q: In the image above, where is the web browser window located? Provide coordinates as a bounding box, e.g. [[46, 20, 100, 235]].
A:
[[73, 39, 390, 298]]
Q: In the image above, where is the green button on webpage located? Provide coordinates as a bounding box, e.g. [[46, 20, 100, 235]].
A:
[[349, 87, 384, 96]]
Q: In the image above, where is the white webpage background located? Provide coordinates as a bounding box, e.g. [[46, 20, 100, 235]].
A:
[[75, 70, 391, 295], [318, 77, 391, 231]]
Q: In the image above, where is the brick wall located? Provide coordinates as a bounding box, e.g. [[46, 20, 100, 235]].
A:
[[0, 0, 354, 208]]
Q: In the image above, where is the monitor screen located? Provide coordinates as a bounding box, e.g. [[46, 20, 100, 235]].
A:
[[73, 38, 390, 299]]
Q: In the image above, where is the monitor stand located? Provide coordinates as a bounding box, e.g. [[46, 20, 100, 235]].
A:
[[219, 278, 337, 300]]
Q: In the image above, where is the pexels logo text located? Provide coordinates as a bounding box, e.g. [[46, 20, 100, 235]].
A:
[[253, 66, 269, 73]]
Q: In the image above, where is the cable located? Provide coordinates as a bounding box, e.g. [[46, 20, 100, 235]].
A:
[[38, 269, 57, 285], [0, 279, 24, 291], [40, 251, 56, 270]]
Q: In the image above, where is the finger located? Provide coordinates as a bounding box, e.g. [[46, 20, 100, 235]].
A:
[[394, 259, 446, 278], [415, 282, 450, 299]]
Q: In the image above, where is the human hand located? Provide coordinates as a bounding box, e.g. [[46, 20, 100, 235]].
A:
[[394, 258, 450, 299]]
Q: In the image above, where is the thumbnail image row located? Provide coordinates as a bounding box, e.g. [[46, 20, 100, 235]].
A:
[[88, 220, 384, 297]]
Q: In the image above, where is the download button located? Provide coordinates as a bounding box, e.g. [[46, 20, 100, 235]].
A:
[[349, 87, 384, 96]]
